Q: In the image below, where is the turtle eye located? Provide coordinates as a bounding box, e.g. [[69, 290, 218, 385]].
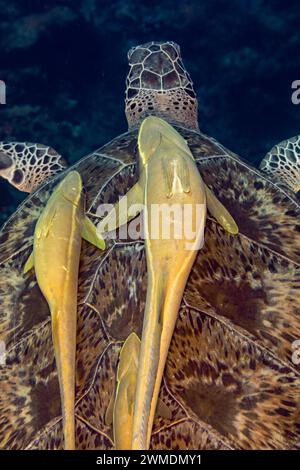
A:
[[12, 169, 24, 185], [0, 152, 13, 170]]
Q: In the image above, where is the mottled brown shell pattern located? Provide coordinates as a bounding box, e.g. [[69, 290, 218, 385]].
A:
[[0, 128, 299, 450]]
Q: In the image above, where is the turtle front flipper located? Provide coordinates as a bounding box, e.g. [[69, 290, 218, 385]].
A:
[[259, 135, 300, 193], [0, 142, 67, 192]]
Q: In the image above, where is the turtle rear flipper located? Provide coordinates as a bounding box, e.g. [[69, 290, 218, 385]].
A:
[[259, 135, 300, 193]]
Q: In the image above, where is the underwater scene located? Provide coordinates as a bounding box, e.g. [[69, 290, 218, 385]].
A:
[[0, 0, 300, 455], [1, 0, 300, 224]]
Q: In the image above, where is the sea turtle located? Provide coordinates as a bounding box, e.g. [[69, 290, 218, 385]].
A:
[[0, 41, 300, 450]]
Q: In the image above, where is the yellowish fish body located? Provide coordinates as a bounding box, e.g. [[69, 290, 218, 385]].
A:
[[24, 171, 105, 450], [113, 332, 140, 450], [131, 118, 206, 449], [105, 332, 171, 449], [98, 117, 238, 449]]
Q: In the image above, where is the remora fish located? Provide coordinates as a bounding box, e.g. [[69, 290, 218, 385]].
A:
[[24, 171, 105, 449], [99, 116, 238, 449], [105, 332, 171, 450], [105, 332, 140, 449]]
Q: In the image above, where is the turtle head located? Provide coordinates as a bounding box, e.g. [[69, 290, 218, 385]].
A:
[[0, 142, 67, 193], [125, 41, 199, 132]]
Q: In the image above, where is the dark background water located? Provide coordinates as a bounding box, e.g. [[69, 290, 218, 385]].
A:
[[0, 0, 299, 226]]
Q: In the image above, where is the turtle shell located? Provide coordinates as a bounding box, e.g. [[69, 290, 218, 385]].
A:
[[0, 127, 300, 450]]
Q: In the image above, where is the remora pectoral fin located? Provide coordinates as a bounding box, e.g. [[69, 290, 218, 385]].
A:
[[23, 251, 34, 274], [97, 182, 143, 234], [82, 215, 106, 250], [117, 332, 141, 380], [162, 156, 191, 198], [205, 184, 238, 235]]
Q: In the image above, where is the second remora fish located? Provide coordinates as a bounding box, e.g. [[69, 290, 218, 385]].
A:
[[24, 171, 105, 449], [105, 332, 140, 449], [105, 332, 172, 449]]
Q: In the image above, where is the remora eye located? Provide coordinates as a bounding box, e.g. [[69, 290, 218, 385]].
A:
[[12, 169, 24, 184], [0, 152, 13, 170]]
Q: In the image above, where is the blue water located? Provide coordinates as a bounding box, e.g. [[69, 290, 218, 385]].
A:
[[0, 0, 300, 224]]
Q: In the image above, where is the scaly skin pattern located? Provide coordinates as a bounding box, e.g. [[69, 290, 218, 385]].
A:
[[259, 135, 300, 193], [0, 142, 67, 192], [131, 117, 206, 449], [31, 171, 85, 450]]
